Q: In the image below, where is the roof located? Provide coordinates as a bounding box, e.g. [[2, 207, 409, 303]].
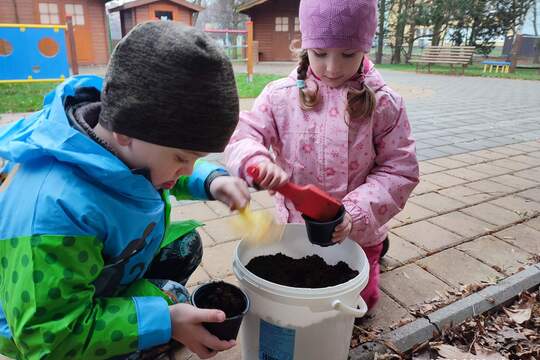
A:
[[109, 0, 204, 13], [237, 0, 269, 12]]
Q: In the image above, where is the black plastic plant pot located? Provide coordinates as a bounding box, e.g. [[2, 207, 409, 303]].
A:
[[190, 281, 250, 341], [302, 206, 346, 247]]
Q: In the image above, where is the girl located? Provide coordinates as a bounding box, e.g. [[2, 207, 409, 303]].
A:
[[225, 0, 419, 309]]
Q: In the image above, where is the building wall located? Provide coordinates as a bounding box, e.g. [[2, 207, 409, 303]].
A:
[[1, 0, 36, 23], [245, 0, 300, 61], [87, 0, 109, 64]]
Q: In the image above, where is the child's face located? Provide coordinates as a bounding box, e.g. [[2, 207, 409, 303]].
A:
[[307, 48, 365, 88], [117, 136, 208, 189]]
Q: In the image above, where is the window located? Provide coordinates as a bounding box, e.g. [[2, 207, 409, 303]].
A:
[[39, 3, 60, 25], [294, 17, 300, 32], [275, 17, 288, 32], [155, 11, 173, 21], [65, 4, 85, 25]]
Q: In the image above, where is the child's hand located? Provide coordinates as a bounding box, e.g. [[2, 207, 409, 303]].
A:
[[170, 303, 236, 359], [209, 176, 250, 210], [332, 211, 352, 244], [252, 161, 289, 194]]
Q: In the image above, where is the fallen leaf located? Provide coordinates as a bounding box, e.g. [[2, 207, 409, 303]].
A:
[[499, 327, 527, 341], [504, 307, 532, 324], [435, 344, 508, 359]]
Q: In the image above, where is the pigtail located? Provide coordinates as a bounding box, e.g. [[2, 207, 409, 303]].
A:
[[347, 83, 376, 121], [296, 50, 320, 110]]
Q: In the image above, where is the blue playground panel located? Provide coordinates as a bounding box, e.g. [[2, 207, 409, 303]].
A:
[[0, 24, 70, 82]]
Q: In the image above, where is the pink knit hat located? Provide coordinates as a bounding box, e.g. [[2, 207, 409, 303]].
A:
[[299, 0, 378, 53]]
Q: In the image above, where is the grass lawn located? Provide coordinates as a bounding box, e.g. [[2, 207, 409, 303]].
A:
[[0, 74, 283, 113], [376, 63, 540, 80]]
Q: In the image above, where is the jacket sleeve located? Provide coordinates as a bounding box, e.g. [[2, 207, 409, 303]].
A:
[[170, 159, 223, 200], [0, 234, 171, 359], [224, 84, 279, 184], [342, 93, 419, 246]]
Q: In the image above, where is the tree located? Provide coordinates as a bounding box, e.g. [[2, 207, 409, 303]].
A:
[[376, 0, 387, 64]]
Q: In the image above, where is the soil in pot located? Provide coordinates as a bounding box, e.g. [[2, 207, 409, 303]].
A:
[[246, 253, 359, 288], [195, 281, 246, 318]]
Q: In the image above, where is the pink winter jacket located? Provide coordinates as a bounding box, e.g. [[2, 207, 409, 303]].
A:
[[225, 60, 419, 247]]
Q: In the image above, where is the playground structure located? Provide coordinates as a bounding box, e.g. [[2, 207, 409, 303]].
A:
[[204, 21, 254, 81], [0, 18, 78, 84]]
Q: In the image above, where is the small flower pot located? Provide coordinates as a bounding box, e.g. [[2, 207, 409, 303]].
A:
[[190, 281, 250, 341], [302, 206, 345, 247]]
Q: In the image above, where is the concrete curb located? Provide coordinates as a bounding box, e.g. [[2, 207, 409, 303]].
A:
[[349, 264, 540, 359]]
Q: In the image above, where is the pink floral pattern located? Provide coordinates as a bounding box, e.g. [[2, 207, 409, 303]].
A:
[[225, 59, 419, 247]]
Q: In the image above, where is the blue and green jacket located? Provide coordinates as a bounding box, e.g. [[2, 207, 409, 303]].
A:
[[0, 75, 222, 359]]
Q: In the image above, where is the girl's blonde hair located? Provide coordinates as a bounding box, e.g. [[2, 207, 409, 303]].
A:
[[295, 49, 376, 121]]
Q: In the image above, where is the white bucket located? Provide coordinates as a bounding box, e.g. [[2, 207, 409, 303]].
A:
[[233, 224, 369, 360]]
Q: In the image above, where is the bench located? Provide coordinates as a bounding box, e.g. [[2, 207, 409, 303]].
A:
[[410, 46, 476, 75], [482, 60, 511, 73]]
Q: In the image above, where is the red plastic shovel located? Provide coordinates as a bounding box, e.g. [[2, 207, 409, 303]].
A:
[[247, 165, 342, 222]]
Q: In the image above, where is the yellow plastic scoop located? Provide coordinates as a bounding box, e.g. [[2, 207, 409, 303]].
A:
[[230, 206, 284, 245]]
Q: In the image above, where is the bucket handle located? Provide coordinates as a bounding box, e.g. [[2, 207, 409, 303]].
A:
[[331, 297, 368, 318]]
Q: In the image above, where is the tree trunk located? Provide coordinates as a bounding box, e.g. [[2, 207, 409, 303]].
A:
[[11, 0, 20, 23], [406, 23, 416, 62], [533, 0, 538, 36], [391, 0, 406, 63], [431, 21, 442, 46], [376, 0, 386, 64]]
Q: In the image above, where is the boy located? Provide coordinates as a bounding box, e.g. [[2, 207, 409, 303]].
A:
[[0, 21, 248, 359]]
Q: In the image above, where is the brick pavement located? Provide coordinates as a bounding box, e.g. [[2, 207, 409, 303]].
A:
[[174, 140, 540, 360]]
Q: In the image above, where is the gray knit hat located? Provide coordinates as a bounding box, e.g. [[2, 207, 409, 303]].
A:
[[99, 21, 239, 152]]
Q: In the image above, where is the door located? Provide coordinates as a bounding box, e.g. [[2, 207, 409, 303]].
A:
[[272, 15, 300, 61], [64, 1, 93, 64]]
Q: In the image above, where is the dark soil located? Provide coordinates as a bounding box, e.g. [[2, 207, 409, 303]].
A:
[[246, 253, 359, 288], [195, 282, 246, 318]]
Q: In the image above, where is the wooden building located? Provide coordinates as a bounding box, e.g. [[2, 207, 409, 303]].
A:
[[109, 0, 204, 37], [238, 0, 301, 61], [0, 0, 110, 65]]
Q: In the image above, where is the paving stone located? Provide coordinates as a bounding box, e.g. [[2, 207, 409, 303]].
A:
[[176, 345, 242, 360], [412, 179, 441, 195], [251, 190, 276, 208], [199, 228, 215, 247], [394, 202, 437, 223], [445, 167, 489, 181], [521, 140, 540, 149], [489, 146, 524, 156], [438, 185, 492, 205], [467, 150, 508, 160], [386, 234, 427, 264], [416, 248, 503, 288], [419, 161, 446, 175], [465, 179, 516, 197], [494, 224, 540, 255], [511, 155, 540, 166], [524, 217, 540, 231], [467, 163, 511, 176], [361, 291, 414, 331], [528, 150, 540, 158], [421, 172, 468, 188], [409, 192, 466, 213], [186, 265, 211, 287], [387, 218, 403, 229], [445, 153, 487, 165], [392, 221, 462, 252], [170, 202, 220, 222], [457, 236, 534, 275], [380, 264, 452, 307], [505, 142, 540, 152], [489, 158, 533, 171], [489, 195, 540, 218], [517, 188, 540, 202], [429, 211, 494, 238], [203, 216, 240, 244], [513, 167, 540, 182], [201, 240, 240, 278], [460, 202, 522, 227], [425, 157, 469, 169], [489, 174, 538, 190]]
